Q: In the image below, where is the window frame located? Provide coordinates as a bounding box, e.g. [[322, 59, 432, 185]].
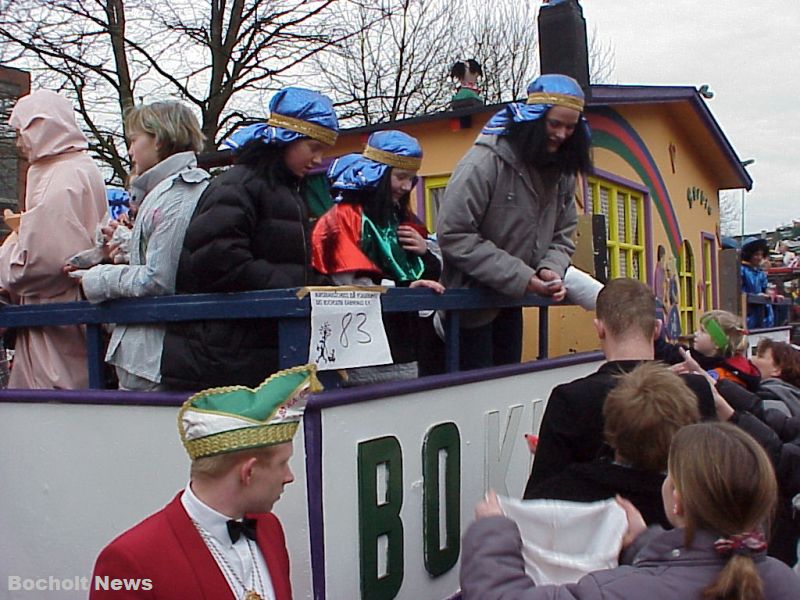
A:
[[700, 233, 717, 312], [679, 240, 696, 334], [587, 172, 649, 283], [423, 175, 451, 233]]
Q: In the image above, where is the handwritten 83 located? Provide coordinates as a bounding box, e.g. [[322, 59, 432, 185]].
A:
[[339, 312, 372, 347]]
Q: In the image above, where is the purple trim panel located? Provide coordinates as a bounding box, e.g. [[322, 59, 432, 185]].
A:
[[307, 351, 603, 411], [416, 179, 426, 221], [592, 167, 649, 195], [303, 408, 327, 600], [645, 189, 653, 287], [0, 389, 189, 406]]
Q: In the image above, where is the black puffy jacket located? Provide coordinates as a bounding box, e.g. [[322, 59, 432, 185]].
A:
[[160, 164, 318, 390]]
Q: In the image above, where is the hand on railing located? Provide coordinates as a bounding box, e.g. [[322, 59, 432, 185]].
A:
[[527, 268, 566, 302], [409, 279, 445, 294]]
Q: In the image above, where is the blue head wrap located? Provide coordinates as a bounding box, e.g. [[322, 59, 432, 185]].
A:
[[329, 130, 423, 192], [222, 87, 339, 150], [106, 187, 130, 220], [482, 73, 589, 137]]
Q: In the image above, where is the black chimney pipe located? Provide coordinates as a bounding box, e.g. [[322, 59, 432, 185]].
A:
[[538, 0, 591, 101]]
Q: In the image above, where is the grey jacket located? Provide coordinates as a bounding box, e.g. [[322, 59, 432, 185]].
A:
[[759, 378, 800, 417], [81, 152, 210, 383], [436, 133, 577, 327], [461, 516, 800, 599]]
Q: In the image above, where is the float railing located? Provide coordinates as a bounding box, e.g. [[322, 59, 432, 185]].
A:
[[0, 288, 566, 388]]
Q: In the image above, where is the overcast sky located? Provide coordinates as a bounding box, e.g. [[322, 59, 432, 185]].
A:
[[580, 0, 799, 234]]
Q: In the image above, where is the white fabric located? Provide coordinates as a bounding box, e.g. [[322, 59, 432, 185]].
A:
[[497, 496, 627, 585], [182, 410, 256, 440], [564, 266, 604, 310], [181, 484, 275, 600]]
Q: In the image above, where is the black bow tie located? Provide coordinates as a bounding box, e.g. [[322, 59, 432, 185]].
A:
[[226, 518, 257, 544]]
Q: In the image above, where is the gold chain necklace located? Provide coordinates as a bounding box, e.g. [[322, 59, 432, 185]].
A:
[[193, 521, 265, 600]]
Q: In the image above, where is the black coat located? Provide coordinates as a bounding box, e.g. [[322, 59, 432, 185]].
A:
[[524, 360, 716, 497], [160, 164, 318, 390], [524, 458, 670, 528]]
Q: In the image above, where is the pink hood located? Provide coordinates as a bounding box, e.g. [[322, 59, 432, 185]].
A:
[[9, 90, 89, 163]]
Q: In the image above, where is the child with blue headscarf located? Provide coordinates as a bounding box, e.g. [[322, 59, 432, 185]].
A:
[[312, 130, 444, 384], [160, 87, 339, 390]]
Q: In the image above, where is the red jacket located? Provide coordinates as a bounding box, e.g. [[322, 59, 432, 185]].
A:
[[90, 493, 292, 599]]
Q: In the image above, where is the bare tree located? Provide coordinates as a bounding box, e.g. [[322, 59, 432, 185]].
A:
[[719, 190, 742, 237], [0, 0, 344, 183], [314, 0, 615, 127], [587, 24, 615, 84], [313, 0, 463, 127], [460, 1, 540, 105]]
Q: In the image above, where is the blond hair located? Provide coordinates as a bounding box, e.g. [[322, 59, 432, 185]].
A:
[[603, 363, 700, 471], [190, 444, 282, 480], [124, 101, 205, 160], [699, 310, 747, 358], [595, 277, 658, 340], [669, 422, 777, 600]]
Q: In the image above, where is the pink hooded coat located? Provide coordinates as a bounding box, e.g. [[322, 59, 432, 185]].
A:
[[0, 90, 106, 388]]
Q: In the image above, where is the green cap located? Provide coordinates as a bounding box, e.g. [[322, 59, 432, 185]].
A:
[[178, 365, 321, 460]]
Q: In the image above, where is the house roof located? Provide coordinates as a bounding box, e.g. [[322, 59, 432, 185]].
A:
[[337, 84, 753, 191]]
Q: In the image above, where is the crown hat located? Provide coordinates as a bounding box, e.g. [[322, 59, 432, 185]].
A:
[[178, 365, 321, 460], [328, 130, 423, 192], [482, 73, 590, 137], [221, 87, 339, 151]]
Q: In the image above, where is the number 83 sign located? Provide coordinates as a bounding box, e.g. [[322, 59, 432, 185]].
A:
[[307, 289, 393, 371]]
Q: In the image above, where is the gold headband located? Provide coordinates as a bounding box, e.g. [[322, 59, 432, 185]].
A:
[[184, 422, 299, 460], [268, 112, 338, 146], [526, 91, 584, 112], [363, 145, 422, 171]]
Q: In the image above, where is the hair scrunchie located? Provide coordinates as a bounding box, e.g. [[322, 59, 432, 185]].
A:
[[713, 532, 767, 557]]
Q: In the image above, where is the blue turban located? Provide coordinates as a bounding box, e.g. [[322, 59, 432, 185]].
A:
[[328, 130, 423, 191], [482, 74, 589, 138], [222, 87, 339, 150]]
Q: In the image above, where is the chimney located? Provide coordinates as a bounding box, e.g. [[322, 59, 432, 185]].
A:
[[538, 0, 591, 100]]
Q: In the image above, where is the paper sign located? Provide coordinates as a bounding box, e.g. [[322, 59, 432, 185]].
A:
[[308, 289, 393, 371]]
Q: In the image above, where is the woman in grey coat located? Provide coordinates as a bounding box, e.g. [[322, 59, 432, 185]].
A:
[[461, 422, 800, 599], [436, 73, 592, 370]]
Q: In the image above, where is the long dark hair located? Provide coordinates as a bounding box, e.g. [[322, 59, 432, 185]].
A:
[[505, 113, 593, 176], [338, 170, 405, 228], [234, 138, 297, 187]]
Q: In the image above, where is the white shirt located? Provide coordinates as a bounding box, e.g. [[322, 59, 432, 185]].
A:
[[181, 483, 275, 600]]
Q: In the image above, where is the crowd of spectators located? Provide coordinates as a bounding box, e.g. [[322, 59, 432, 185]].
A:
[[4, 78, 800, 596]]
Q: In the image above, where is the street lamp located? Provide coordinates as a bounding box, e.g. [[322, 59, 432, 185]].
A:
[[740, 159, 755, 245]]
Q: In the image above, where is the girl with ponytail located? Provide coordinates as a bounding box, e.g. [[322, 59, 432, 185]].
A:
[[460, 422, 800, 599]]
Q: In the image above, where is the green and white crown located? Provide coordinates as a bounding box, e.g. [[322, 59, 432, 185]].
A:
[[178, 365, 321, 460]]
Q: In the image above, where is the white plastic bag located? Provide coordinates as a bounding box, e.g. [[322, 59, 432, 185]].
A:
[[497, 496, 627, 585]]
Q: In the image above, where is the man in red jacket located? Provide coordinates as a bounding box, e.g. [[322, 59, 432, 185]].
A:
[[91, 365, 321, 599]]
